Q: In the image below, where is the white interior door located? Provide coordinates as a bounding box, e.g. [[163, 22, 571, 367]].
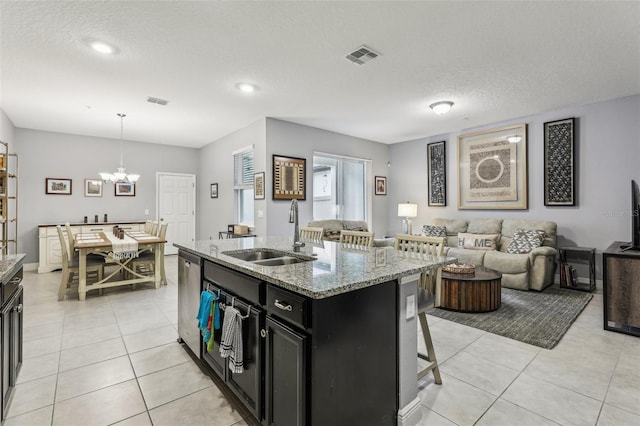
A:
[[157, 173, 196, 255]]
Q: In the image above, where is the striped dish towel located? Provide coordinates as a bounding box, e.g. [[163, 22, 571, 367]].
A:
[[219, 305, 244, 374]]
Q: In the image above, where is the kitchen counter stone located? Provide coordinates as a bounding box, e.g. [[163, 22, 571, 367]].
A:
[[175, 236, 455, 299]]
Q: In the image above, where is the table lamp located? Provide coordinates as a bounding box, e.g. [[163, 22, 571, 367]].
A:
[[398, 202, 418, 234]]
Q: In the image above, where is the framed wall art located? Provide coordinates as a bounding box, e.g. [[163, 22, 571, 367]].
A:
[[544, 117, 576, 206], [254, 172, 265, 200], [272, 155, 306, 200], [210, 183, 218, 199], [84, 179, 103, 197], [457, 123, 528, 210], [114, 182, 135, 196], [427, 141, 446, 206], [375, 176, 387, 195], [45, 178, 72, 195]]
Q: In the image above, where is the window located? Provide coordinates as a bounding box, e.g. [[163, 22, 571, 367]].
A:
[[312, 153, 369, 223], [234, 148, 254, 226]]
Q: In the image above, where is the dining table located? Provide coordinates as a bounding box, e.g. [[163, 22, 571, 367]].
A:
[[73, 230, 166, 301]]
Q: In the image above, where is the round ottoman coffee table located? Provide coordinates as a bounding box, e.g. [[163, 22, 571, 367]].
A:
[[440, 266, 502, 312]]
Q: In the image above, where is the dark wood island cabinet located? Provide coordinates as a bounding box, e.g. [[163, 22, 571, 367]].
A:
[[176, 237, 454, 426]]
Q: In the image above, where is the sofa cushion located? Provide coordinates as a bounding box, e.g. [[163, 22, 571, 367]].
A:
[[502, 219, 557, 248], [422, 225, 448, 245], [467, 218, 503, 235], [457, 232, 499, 250], [307, 220, 345, 241], [445, 247, 488, 265], [484, 250, 530, 274], [343, 220, 369, 232], [433, 218, 468, 247], [506, 228, 546, 254]]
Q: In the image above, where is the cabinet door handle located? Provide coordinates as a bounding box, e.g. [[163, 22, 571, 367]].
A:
[[260, 329, 267, 338], [274, 300, 292, 311], [14, 304, 23, 313], [184, 261, 190, 268], [9, 276, 22, 285]]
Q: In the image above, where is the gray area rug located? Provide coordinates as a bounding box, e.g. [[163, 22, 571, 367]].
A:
[[427, 286, 593, 349]]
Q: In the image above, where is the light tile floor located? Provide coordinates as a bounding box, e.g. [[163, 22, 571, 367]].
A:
[[5, 257, 640, 426]]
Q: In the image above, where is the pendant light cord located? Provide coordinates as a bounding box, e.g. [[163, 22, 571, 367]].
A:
[[118, 113, 126, 168]]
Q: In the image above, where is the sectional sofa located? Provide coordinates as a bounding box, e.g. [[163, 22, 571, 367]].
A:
[[431, 218, 558, 291]]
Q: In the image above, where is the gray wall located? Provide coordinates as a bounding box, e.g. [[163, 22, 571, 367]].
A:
[[15, 128, 199, 263], [265, 118, 391, 238], [197, 119, 267, 242], [0, 109, 16, 144], [389, 94, 640, 278]]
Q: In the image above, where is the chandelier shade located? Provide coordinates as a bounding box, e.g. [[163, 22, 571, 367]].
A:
[[100, 113, 140, 183]]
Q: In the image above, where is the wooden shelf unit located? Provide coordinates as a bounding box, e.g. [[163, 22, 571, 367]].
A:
[[559, 246, 596, 292], [0, 141, 18, 255]]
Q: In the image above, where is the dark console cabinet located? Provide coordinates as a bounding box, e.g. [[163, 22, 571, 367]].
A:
[[1, 264, 23, 421], [602, 242, 640, 336]]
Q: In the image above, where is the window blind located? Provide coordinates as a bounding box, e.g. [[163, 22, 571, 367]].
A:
[[234, 150, 254, 189]]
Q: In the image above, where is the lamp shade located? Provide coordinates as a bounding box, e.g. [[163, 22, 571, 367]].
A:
[[398, 203, 418, 218]]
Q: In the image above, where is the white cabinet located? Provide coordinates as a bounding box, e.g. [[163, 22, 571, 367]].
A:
[[38, 222, 144, 273]]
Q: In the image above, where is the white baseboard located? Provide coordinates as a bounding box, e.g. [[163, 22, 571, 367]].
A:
[[397, 396, 422, 426], [24, 262, 38, 272]]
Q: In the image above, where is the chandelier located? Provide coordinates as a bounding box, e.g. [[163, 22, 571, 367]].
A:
[[100, 113, 140, 183]]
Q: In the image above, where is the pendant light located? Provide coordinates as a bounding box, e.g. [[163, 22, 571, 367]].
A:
[[100, 113, 140, 183]]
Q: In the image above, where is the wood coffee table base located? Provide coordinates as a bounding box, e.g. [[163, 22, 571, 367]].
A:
[[440, 267, 502, 312]]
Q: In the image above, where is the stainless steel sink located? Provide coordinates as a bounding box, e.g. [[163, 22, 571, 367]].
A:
[[252, 256, 308, 266], [222, 249, 315, 266], [222, 249, 290, 262]]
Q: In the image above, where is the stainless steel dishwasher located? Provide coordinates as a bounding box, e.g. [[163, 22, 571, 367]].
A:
[[178, 250, 201, 358]]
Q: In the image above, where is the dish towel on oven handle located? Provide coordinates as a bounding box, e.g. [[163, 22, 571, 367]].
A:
[[219, 305, 244, 374]]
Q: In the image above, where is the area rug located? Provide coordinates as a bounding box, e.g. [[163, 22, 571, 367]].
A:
[[427, 287, 593, 349]]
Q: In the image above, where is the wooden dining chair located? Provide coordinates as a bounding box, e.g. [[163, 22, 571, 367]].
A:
[[57, 225, 104, 301], [131, 222, 168, 285], [395, 234, 445, 384], [339, 230, 374, 248], [144, 220, 154, 234], [299, 226, 324, 242]]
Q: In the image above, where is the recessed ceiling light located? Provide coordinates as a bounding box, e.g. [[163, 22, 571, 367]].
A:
[[235, 83, 258, 93], [90, 40, 116, 54], [429, 101, 454, 115]]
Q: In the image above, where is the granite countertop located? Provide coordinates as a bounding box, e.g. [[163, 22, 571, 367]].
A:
[[0, 253, 26, 284], [175, 237, 455, 299]]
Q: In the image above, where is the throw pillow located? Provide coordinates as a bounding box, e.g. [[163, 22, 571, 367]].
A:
[[422, 225, 448, 245], [457, 232, 499, 250], [507, 228, 546, 254]]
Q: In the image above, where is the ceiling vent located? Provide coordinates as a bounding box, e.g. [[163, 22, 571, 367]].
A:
[[345, 45, 381, 65], [146, 96, 169, 106]]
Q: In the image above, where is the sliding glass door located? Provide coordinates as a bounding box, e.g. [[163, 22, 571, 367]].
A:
[[312, 153, 369, 222]]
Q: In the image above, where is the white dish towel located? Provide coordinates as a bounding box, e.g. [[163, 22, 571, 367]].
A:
[[219, 305, 244, 374]]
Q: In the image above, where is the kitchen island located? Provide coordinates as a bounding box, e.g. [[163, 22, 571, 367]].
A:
[[175, 237, 454, 426]]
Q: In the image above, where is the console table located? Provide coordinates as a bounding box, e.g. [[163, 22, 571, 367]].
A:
[[602, 241, 640, 336]]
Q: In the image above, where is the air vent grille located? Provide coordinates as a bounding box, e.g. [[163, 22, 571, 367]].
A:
[[345, 45, 381, 65], [147, 96, 169, 106]]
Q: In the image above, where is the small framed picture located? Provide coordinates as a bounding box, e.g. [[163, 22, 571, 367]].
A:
[[375, 176, 387, 195], [114, 182, 135, 196], [84, 179, 103, 197], [211, 183, 218, 198], [254, 172, 265, 200], [46, 178, 72, 195]]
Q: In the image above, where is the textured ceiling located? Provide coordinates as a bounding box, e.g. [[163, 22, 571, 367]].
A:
[[1, 1, 639, 148]]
